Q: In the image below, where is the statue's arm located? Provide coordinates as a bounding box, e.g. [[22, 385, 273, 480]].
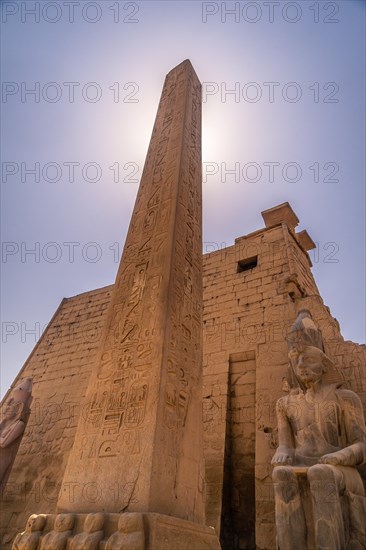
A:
[[271, 397, 295, 465], [320, 389, 366, 466], [11, 532, 22, 550], [0, 421, 25, 448]]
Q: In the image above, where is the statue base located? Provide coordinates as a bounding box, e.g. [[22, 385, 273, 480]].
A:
[[12, 512, 222, 549]]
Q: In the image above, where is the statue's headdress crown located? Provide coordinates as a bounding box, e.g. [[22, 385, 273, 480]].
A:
[[286, 309, 324, 352], [12, 378, 33, 406], [286, 310, 343, 387]]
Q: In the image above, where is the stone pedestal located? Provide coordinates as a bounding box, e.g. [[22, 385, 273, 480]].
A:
[[12, 512, 221, 550]]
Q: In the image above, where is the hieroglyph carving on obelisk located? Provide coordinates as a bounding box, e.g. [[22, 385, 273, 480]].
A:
[[58, 60, 205, 523]]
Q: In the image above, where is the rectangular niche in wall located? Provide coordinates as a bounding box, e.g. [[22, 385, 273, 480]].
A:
[[237, 256, 258, 273], [220, 351, 256, 550]]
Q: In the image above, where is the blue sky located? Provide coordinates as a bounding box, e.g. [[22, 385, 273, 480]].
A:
[[1, 0, 365, 397]]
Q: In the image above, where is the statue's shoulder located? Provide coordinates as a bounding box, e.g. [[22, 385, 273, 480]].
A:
[[277, 389, 303, 407], [334, 386, 363, 408]]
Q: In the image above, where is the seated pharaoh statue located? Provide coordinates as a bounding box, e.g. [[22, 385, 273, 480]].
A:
[[0, 378, 33, 492], [271, 310, 366, 550]]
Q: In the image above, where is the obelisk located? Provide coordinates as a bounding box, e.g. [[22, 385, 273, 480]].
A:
[[58, 60, 205, 522]]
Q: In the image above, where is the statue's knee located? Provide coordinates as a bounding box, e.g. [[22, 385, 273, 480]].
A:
[[308, 465, 342, 503], [308, 464, 335, 483], [272, 466, 295, 483], [273, 467, 299, 503]]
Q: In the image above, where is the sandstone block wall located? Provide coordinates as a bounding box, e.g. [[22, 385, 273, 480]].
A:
[[0, 287, 112, 547]]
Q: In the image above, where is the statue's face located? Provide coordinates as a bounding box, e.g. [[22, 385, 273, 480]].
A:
[[84, 513, 104, 533], [118, 513, 141, 533], [295, 348, 325, 385], [3, 399, 18, 420], [55, 514, 74, 532], [26, 515, 37, 532], [26, 515, 44, 533]]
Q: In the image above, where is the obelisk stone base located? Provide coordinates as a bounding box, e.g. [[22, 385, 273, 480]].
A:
[[12, 512, 221, 549], [141, 513, 221, 550]]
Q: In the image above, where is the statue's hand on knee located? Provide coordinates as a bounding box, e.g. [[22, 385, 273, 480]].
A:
[[271, 446, 294, 466], [319, 452, 342, 465], [319, 446, 361, 467]]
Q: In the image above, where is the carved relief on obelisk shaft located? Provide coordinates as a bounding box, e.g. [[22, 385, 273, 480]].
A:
[[57, 60, 204, 523]]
